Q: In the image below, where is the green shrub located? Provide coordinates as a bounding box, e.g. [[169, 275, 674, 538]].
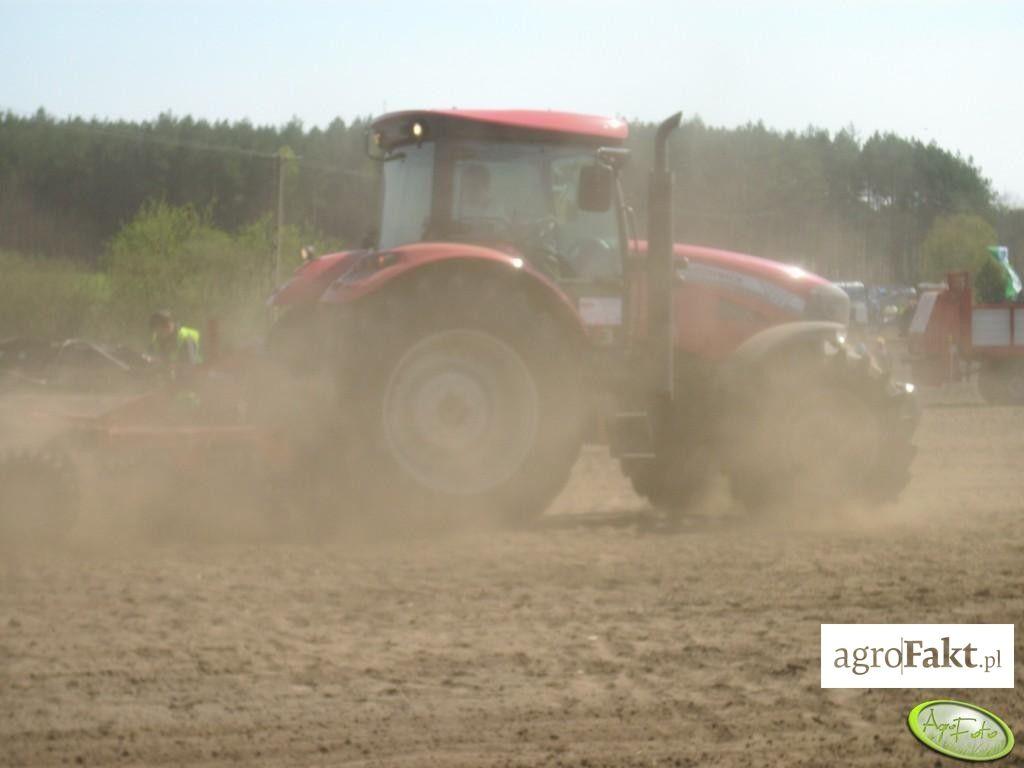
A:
[[2, 201, 340, 347], [919, 214, 998, 282], [975, 255, 1010, 303], [0, 251, 110, 339], [104, 201, 259, 342]]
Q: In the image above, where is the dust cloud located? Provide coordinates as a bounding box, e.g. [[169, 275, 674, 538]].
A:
[[2, 370, 1022, 766]]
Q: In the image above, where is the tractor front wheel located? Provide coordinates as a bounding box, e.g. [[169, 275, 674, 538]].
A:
[[723, 342, 916, 510]]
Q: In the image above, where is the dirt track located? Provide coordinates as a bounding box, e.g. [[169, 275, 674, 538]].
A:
[[1, 389, 1023, 767]]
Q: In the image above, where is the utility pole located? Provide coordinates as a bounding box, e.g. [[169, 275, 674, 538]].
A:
[[275, 149, 286, 289]]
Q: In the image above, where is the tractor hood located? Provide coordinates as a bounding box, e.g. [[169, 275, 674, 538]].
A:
[[630, 240, 851, 360], [674, 243, 848, 321]]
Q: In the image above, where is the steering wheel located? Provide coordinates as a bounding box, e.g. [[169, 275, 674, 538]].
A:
[[529, 216, 559, 247], [566, 237, 615, 280], [513, 216, 566, 278]]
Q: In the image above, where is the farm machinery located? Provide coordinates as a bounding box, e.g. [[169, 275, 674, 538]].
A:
[[908, 270, 1024, 404], [265, 109, 918, 518], [0, 348, 305, 542], [1, 109, 919, 534]]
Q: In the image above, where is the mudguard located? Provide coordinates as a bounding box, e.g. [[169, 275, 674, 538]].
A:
[[318, 241, 586, 339], [720, 319, 919, 505], [721, 321, 847, 383], [724, 319, 916, 401], [267, 250, 364, 307]]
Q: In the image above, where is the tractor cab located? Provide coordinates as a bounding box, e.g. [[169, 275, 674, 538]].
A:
[[370, 110, 631, 294]]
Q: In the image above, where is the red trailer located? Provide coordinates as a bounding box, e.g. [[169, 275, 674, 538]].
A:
[[908, 271, 1024, 403]]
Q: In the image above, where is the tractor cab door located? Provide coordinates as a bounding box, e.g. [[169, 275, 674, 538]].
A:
[[554, 156, 628, 349], [436, 140, 628, 345]]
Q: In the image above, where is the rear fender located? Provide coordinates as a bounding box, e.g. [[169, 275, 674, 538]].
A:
[[319, 243, 586, 341], [268, 250, 364, 307]]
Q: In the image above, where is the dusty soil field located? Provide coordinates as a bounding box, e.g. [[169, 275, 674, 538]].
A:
[[1, 387, 1022, 767]]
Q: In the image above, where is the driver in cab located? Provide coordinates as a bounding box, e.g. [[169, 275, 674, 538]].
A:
[[457, 163, 505, 223]]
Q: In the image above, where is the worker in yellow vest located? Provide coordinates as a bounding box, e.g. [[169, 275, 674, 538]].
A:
[[149, 310, 202, 367]]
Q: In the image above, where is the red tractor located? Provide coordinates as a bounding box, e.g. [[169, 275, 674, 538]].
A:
[[265, 109, 919, 520]]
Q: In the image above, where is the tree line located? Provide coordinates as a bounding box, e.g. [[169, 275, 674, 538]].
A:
[[2, 108, 1021, 285]]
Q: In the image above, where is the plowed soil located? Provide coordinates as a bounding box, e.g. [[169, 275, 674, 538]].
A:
[[1, 387, 1022, 767]]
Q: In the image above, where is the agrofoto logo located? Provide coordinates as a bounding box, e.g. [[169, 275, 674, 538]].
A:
[[908, 700, 1015, 761]]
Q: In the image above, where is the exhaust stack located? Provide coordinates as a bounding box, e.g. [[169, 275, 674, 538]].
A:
[[647, 112, 682, 403]]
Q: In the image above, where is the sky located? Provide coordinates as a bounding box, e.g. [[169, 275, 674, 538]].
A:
[[2, 0, 1023, 201]]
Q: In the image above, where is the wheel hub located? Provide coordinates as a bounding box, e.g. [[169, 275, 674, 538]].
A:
[[382, 330, 539, 496], [412, 371, 489, 449]]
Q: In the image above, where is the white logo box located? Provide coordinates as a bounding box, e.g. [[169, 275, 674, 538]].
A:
[[821, 624, 1014, 688]]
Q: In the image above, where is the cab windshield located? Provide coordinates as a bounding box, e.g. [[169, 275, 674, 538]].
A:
[[378, 140, 621, 282]]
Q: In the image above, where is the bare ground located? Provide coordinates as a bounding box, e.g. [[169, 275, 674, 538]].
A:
[[1, 389, 1023, 767]]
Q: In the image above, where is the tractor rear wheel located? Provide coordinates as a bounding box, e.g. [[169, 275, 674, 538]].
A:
[[267, 304, 324, 375], [341, 271, 585, 525], [723, 342, 916, 510]]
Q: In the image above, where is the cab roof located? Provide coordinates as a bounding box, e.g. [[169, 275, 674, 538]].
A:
[[372, 109, 629, 142]]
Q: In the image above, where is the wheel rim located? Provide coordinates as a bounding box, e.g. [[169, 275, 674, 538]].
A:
[[382, 329, 539, 496]]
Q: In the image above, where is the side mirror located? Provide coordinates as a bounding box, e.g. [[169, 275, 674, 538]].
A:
[[366, 129, 386, 160], [578, 165, 613, 213]]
